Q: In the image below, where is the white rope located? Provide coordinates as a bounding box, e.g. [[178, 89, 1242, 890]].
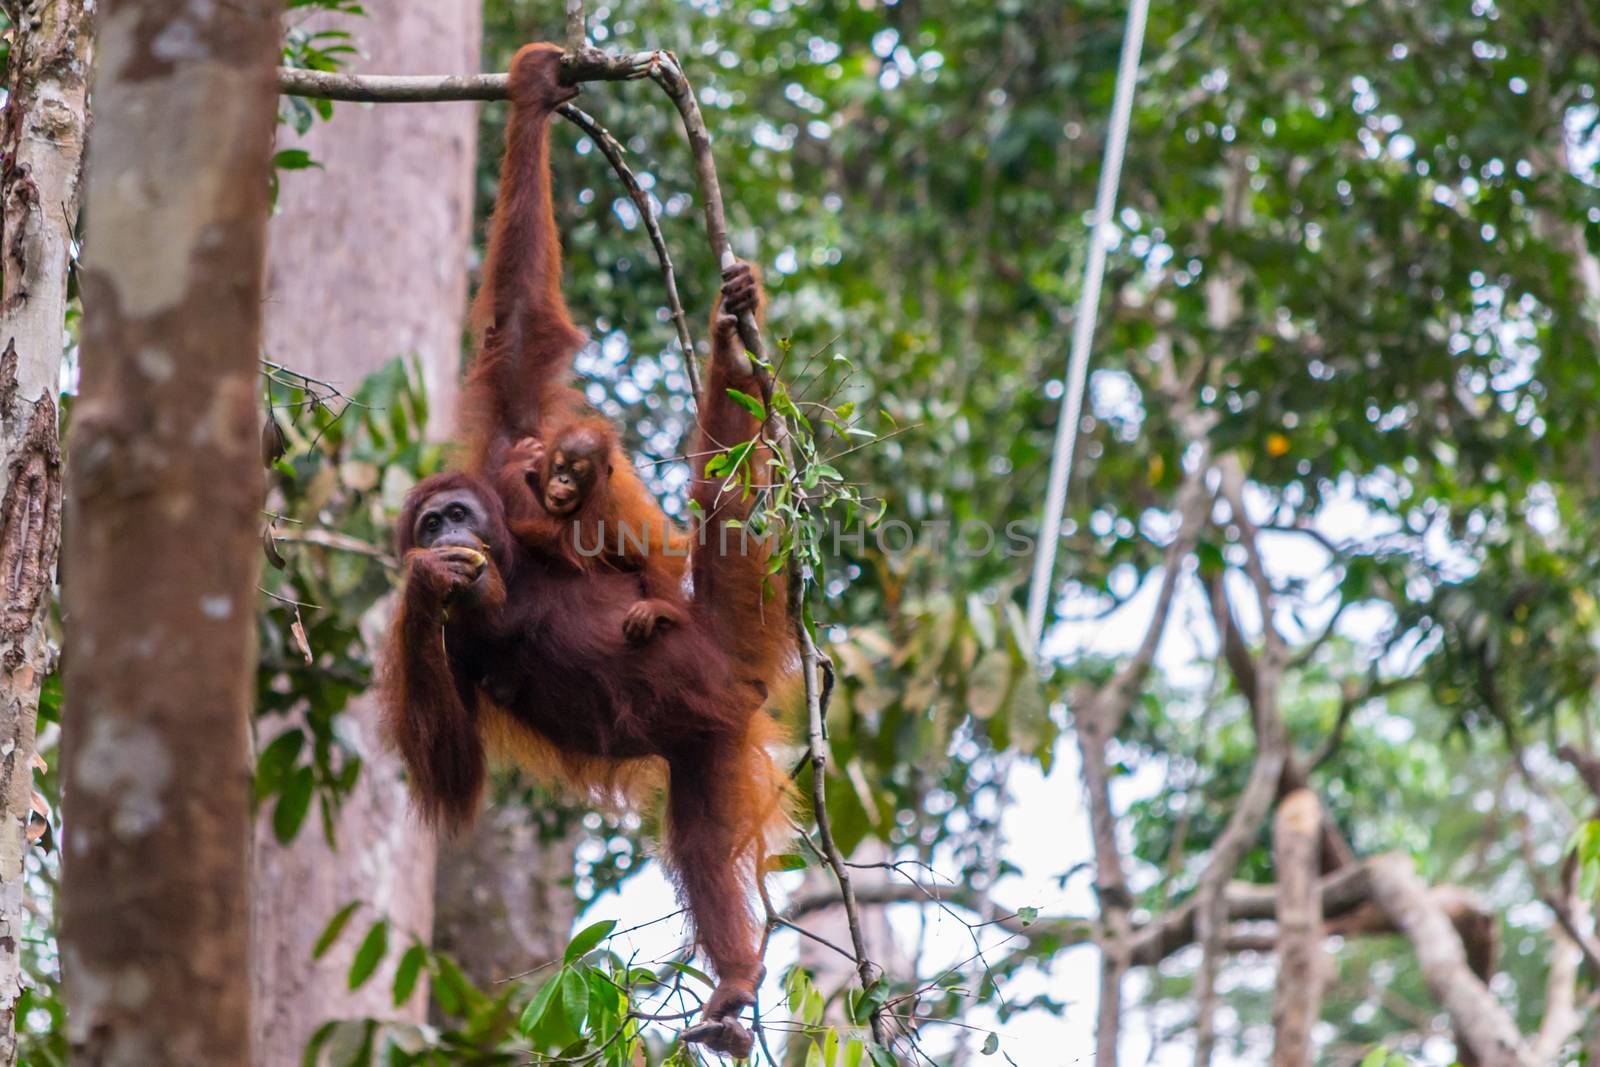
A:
[[1024, 0, 1153, 651]]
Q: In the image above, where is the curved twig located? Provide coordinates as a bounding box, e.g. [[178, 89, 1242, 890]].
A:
[[558, 103, 701, 397]]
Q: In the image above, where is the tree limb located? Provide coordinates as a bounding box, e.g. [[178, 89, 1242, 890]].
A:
[[558, 103, 701, 398], [1192, 507, 1290, 1067], [1557, 743, 1600, 800], [275, 50, 658, 103], [1366, 853, 1531, 1067], [1206, 570, 1357, 872]]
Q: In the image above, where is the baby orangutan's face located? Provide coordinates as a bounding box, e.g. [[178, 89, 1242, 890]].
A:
[[541, 428, 609, 517]]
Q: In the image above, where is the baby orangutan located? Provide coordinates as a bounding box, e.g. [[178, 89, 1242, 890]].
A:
[[502, 415, 690, 643]]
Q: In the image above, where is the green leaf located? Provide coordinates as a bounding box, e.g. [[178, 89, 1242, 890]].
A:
[[300, 1021, 338, 1067], [273, 148, 323, 171], [785, 966, 812, 1013], [272, 765, 315, 844], [867, 1044, 898, 1067], [564, 919, 616, 963], [805, 1041, 825, 1067], [255, 728, 305, 799], [981, 1032, 1000, 1055], [348, 920, 388, 990], [663, 961, 713, 987], [313, 901, 360, 959], [726, 440, 755, 472], [849, 980, 888, 1026], [586, 966, 621, 1029], [518, 972, 563, 1035], [727, 388, 766, 419], [769, 852, 809, 872], [560, 965, 588, 1030], [1015, 906, 1039, 927], [392, 944, 426, 1006], [842, 1038, 865, 1067]]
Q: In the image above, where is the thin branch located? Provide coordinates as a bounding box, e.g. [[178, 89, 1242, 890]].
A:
[[634, 34, 890, 1048], [1544, 889, 1600, 977], [645, 52, 766, 365], [1557, 743, 1600, 800], [260, 358, 367, 408], [797, 620, 889, 1046], [1207, 571, 1358, 872], [1217, 456, 1286, 659], [769, 916, 859, 967], [271, 527, 397, 567], [785, 880, 1069, 940], [1097, 456, 1213, 733], [559, 103, 701, 397], [1191, 559, 1290, 1067]]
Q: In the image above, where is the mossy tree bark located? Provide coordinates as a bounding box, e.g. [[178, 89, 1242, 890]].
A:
[[0, 1, 91, 1060]]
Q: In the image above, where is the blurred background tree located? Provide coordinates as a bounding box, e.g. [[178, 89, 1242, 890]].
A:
[[5, 0, 1600, 1064]]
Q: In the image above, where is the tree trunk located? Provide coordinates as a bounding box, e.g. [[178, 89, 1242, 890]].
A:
[[58, 1, 280, 1063], [0, 4, 91, 1060], [261, 0, 479, 438], [250, 3, 480, 1062], [1271, 789, 1323, 1067], [432, 790, 579, 989]]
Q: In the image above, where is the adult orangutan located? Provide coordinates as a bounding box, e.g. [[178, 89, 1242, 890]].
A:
[[381, 43, 794, 1057]]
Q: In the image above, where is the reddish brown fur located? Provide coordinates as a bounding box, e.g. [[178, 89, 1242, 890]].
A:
[[496, 415, 691, 642], [381, 43, 795, 1055]]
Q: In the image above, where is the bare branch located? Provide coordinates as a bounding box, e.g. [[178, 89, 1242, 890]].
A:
[[1192, 569, 1290, 1067], [559, 103, 701, 397], [1366, 853, 1532, 1067], [1530, 910, 1583, 1065], [646, 52, 767, 366], [277, 66, 511, 102], [1543, 888, 1600, 976], [274, 51, 658, 103], [271, 527, 397, 568], [1557, 743, 1600, 800], [1129, 861, 1417, 965], [797, 623, 889, 1046], [786, 881, 1092, 942], [1208, 573, 1357, 872], [1217, 456, 1286, 660], [1095, 458, 1213, 733]]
